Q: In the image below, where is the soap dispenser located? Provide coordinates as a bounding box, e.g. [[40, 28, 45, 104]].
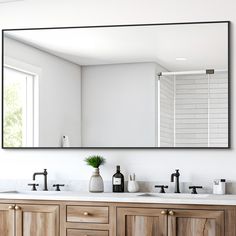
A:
[[112, 166, 124, 192]]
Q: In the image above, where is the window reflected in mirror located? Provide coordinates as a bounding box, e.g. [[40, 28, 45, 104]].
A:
[[3, 66, 38, 147]]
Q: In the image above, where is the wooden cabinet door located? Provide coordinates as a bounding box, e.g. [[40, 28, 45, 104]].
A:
[[117, 207, 167, 236], [15, 204, 59, 236], [0, 204, 14, 236], [168, 209, 224, 236]]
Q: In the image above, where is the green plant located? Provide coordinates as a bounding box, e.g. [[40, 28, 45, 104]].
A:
[[85, 155, 106, 168]]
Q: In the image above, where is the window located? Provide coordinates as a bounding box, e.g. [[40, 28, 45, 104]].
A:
[[3, 66, 38, 147]]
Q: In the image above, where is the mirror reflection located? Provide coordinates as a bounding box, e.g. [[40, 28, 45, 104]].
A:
[[2, 22, 229, 148]]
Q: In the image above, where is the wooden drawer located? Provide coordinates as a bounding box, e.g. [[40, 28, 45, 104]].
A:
[[67, 229, 108, 236], [67, 205, 109, 223]]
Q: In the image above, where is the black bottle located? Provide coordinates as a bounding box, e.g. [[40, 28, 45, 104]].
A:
[[112, 166, 124, 192]]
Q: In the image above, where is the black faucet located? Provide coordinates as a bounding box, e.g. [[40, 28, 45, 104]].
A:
[[171, 169, 180, 193], [33, 169, 48, 191]]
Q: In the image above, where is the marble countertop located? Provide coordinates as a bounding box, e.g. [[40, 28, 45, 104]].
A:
[[0, 191, 236, 205]]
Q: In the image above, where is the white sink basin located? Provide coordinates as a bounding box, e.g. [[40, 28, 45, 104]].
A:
[[0, 190, 60, 195], [137, 193, 210, 199]]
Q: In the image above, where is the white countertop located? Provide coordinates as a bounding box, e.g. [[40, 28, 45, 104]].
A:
[[0, 191, 236, 205]]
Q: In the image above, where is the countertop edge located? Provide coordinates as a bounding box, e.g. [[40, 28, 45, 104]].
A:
[[0, 192, 236, 206]]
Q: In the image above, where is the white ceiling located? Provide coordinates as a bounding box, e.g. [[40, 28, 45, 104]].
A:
[[5, 23, 228, 71]]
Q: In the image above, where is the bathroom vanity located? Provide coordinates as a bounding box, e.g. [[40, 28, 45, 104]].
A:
[[0, 192, 235, 236]]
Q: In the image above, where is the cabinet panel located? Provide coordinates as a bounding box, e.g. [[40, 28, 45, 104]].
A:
[[168, 209, 224, 236], [0, 204, 14, 236], [15, 204, 59, 236], [177, 217, 216, 235], [117, 207, 167, 236], [67, 229, 109, 236], [67, 205, 109, 224]]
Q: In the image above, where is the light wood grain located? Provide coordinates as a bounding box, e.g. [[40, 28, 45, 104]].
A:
[[15, 204, 59, 236], [177, 218, 216, 236], [67, 229, 109, 236], [167, 209, 224, 236], [225, 207, 236, 236], [0, 204, 14, 236], [117, 207, 167, 236], [0, 199, 235, 236], [109, 205, 116, 236], [60, 203, 67, 236], [67, 206, 109, 224]]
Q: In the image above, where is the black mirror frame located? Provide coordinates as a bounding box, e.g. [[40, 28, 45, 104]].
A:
[[1, 21, 231, 149]]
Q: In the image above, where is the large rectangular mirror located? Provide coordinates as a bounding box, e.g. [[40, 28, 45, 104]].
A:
[[2, 22, 230, 148]]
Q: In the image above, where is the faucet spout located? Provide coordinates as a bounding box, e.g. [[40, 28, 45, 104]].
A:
[[32, 169, 48, 191], [171, 173, 175, 182], [170, 169, 180, 193], [32, 173, 38, 181]]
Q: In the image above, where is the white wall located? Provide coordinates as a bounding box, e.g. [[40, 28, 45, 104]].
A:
[[0, 0, 235, 188], [82, 63, 157, 147], [4, 37, 82, 147]]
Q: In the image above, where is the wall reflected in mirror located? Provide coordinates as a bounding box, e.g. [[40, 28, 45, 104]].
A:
[[2, 22, 229, 148]]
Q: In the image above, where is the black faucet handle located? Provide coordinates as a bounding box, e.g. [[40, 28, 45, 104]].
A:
[[189, 186, 203, 194], [155, 185, 168, 193], [53, 184, 65, 191], [28, 183, 39, 191]]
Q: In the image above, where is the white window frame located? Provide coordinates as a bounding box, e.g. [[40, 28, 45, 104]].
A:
[[4, 56, 41, 147]]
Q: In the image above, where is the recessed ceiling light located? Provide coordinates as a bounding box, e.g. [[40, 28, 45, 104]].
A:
[[176, 57, 187, 61]]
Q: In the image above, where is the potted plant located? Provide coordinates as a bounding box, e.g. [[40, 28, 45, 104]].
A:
[[85, 155, 106, 192]]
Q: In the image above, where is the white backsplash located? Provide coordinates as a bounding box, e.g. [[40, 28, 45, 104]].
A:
[[1, 179, 235, 195]]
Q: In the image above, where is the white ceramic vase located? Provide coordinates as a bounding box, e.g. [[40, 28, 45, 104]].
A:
[[89, 168, 104, 193]]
